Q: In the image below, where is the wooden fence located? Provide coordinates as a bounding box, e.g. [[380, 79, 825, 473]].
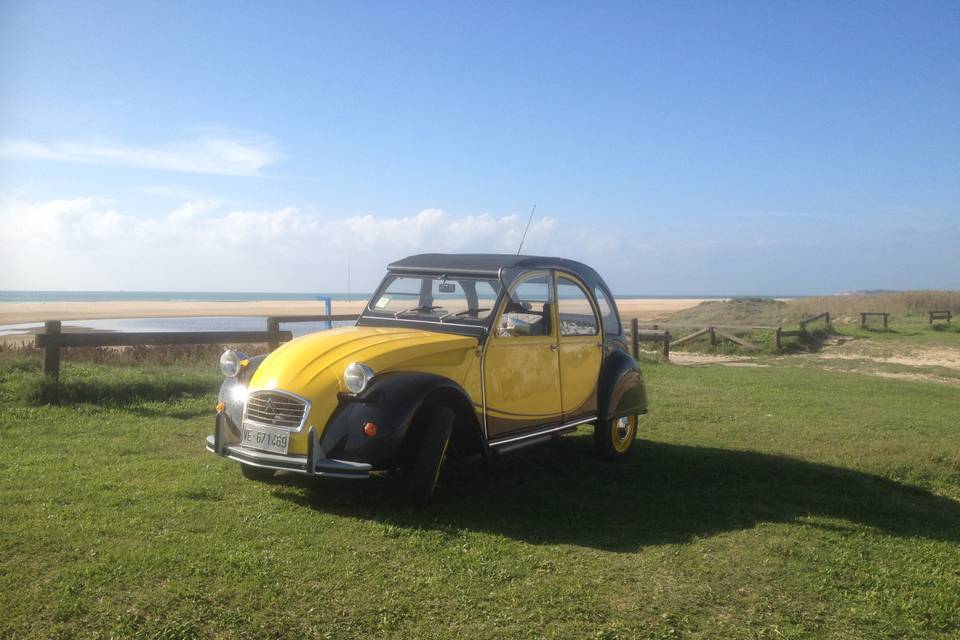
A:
[[627, 311, 832, 357], [34, 309, 837, 379], [33, 318, 330, 381], [629, 319, 671, 361], [929, 310, 952, 324], [859, 312, 889, 329], [774, 312, 832, 349]]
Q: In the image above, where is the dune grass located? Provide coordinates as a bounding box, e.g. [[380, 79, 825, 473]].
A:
[[789, 290, 960, 319], [1, 352, 959, 639], [651, 291, 960, 356]]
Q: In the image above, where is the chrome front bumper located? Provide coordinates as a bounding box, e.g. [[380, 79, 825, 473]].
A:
[[206, 414, 371, 479]]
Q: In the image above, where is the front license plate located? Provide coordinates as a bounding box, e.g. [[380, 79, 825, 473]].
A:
[[241, 425, 290, 454]]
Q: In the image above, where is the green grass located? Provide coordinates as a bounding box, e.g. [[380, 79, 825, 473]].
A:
[[655, 290, 960, 356], [831, 316, 960, 347], [655, 316, 958, 357], [1, 355, 959, 639]]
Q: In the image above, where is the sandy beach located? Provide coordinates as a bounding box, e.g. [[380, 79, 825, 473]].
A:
[[0, 298, 711, 327]]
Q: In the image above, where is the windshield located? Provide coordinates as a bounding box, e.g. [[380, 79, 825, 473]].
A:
[[367, 274, 501, 322]]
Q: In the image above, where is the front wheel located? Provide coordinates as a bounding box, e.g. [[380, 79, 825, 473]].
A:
[[594, 414, 638, 460], [405, 406, 455, 507], [240, 463, 276, 481]]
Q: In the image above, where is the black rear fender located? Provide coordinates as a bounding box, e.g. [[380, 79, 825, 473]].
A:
[[598, 348, 648, 420]]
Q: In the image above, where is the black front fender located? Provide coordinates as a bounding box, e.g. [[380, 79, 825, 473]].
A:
[[598, 348, 648, 420], [319, 372, 483, 469]]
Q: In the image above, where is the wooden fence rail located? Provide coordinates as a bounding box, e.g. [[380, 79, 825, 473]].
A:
[[35, 320, 293, 381], [628, 318, 671, 361], [799, 312, 830, 329], [630, 311, 833, 353], [929, 310, 952, 324], [859, 312, 889, 329], [666, 326, 760, 351]]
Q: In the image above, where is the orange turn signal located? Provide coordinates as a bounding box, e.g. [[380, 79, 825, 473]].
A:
[[215, 401, 225, 413], [362, 422, 378, 437]]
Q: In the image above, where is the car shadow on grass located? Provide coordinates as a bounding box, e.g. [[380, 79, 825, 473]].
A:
[[274, 438, 960, 551]]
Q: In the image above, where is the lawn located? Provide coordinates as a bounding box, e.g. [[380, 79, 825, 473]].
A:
[[1, 353, 959, 639]]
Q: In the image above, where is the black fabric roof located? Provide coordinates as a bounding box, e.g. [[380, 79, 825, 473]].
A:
[[387, 253, 606, 288]]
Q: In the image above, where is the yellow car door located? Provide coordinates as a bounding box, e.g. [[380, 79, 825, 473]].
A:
[[483, 271, 563, 439], [555, 274, 602, 420]]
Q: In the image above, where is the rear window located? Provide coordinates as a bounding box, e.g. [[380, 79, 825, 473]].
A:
[[594, 286, 621, 334]]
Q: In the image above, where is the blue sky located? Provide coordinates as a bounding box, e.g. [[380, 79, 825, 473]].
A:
[[1, 1, 958, 294]]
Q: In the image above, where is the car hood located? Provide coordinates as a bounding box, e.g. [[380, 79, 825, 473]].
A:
[[248, 325, 478, 439]]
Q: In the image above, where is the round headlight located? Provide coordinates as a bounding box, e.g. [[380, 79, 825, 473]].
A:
[[220, 350, 242, 378], [343, 362, 374, 394]]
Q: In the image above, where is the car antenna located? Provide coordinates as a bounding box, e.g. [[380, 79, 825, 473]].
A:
[[516, 203, 536, 255]]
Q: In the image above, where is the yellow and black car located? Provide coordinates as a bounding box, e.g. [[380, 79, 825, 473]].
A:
[[207, 254, 647, 505]]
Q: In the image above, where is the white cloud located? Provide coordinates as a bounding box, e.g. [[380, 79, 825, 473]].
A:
[[0, 197, 566, 291], [0, 134, 281, 176], [4, 196, 954, 294]]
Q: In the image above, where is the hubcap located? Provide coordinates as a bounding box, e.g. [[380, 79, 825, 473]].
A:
[[616, 416, 630, 440]]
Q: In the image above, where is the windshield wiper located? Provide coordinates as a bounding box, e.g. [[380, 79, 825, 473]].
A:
[[439, 308, 490, 322], [393, 305, 442, 318]]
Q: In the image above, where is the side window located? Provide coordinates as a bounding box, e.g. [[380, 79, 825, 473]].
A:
[[557, 277, 598, 336], [593, 286, 620, 335], [496, 273, 553, 337]]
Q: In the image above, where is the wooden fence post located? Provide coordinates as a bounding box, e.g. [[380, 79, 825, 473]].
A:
[[267, 318, 280, 352], [630, 318, 639, 360], [662, 332, 670, 361], [43, 320, 61, 380], [883, 313, 889, 329], [775, 327, 782, 351], [708, 326, 716, 348], [859, 313, 866, 329]]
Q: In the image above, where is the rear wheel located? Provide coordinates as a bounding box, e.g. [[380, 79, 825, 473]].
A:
[[594, 414, 638, 460], [405, 406, 455, 507], [240, 463, 276, 481]]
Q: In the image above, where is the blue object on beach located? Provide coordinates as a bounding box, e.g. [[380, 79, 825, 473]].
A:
[[317, 295, 332, 329]]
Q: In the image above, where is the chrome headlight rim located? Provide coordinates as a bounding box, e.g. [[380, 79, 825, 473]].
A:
[[343, 362, 375, 394], [219, 349, 247, 378]]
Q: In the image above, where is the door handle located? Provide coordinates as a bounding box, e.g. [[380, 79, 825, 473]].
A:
[[549, 344, 560, 352]]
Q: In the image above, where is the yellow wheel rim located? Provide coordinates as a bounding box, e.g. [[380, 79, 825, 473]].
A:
[[611, 415, 637, 453]]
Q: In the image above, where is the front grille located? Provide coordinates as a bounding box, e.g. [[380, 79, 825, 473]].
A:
[[244, 391, 307, 430]]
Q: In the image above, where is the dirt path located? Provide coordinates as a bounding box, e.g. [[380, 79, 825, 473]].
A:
[[816, 345, 960, 370], [669, 353, 768, 367], [669, 337, 960, 386]]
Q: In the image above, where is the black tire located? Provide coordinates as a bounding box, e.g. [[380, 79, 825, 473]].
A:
[[405, 406, 455, 507], [240, 463, 276, 481], [594, 414, 638, 460]]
